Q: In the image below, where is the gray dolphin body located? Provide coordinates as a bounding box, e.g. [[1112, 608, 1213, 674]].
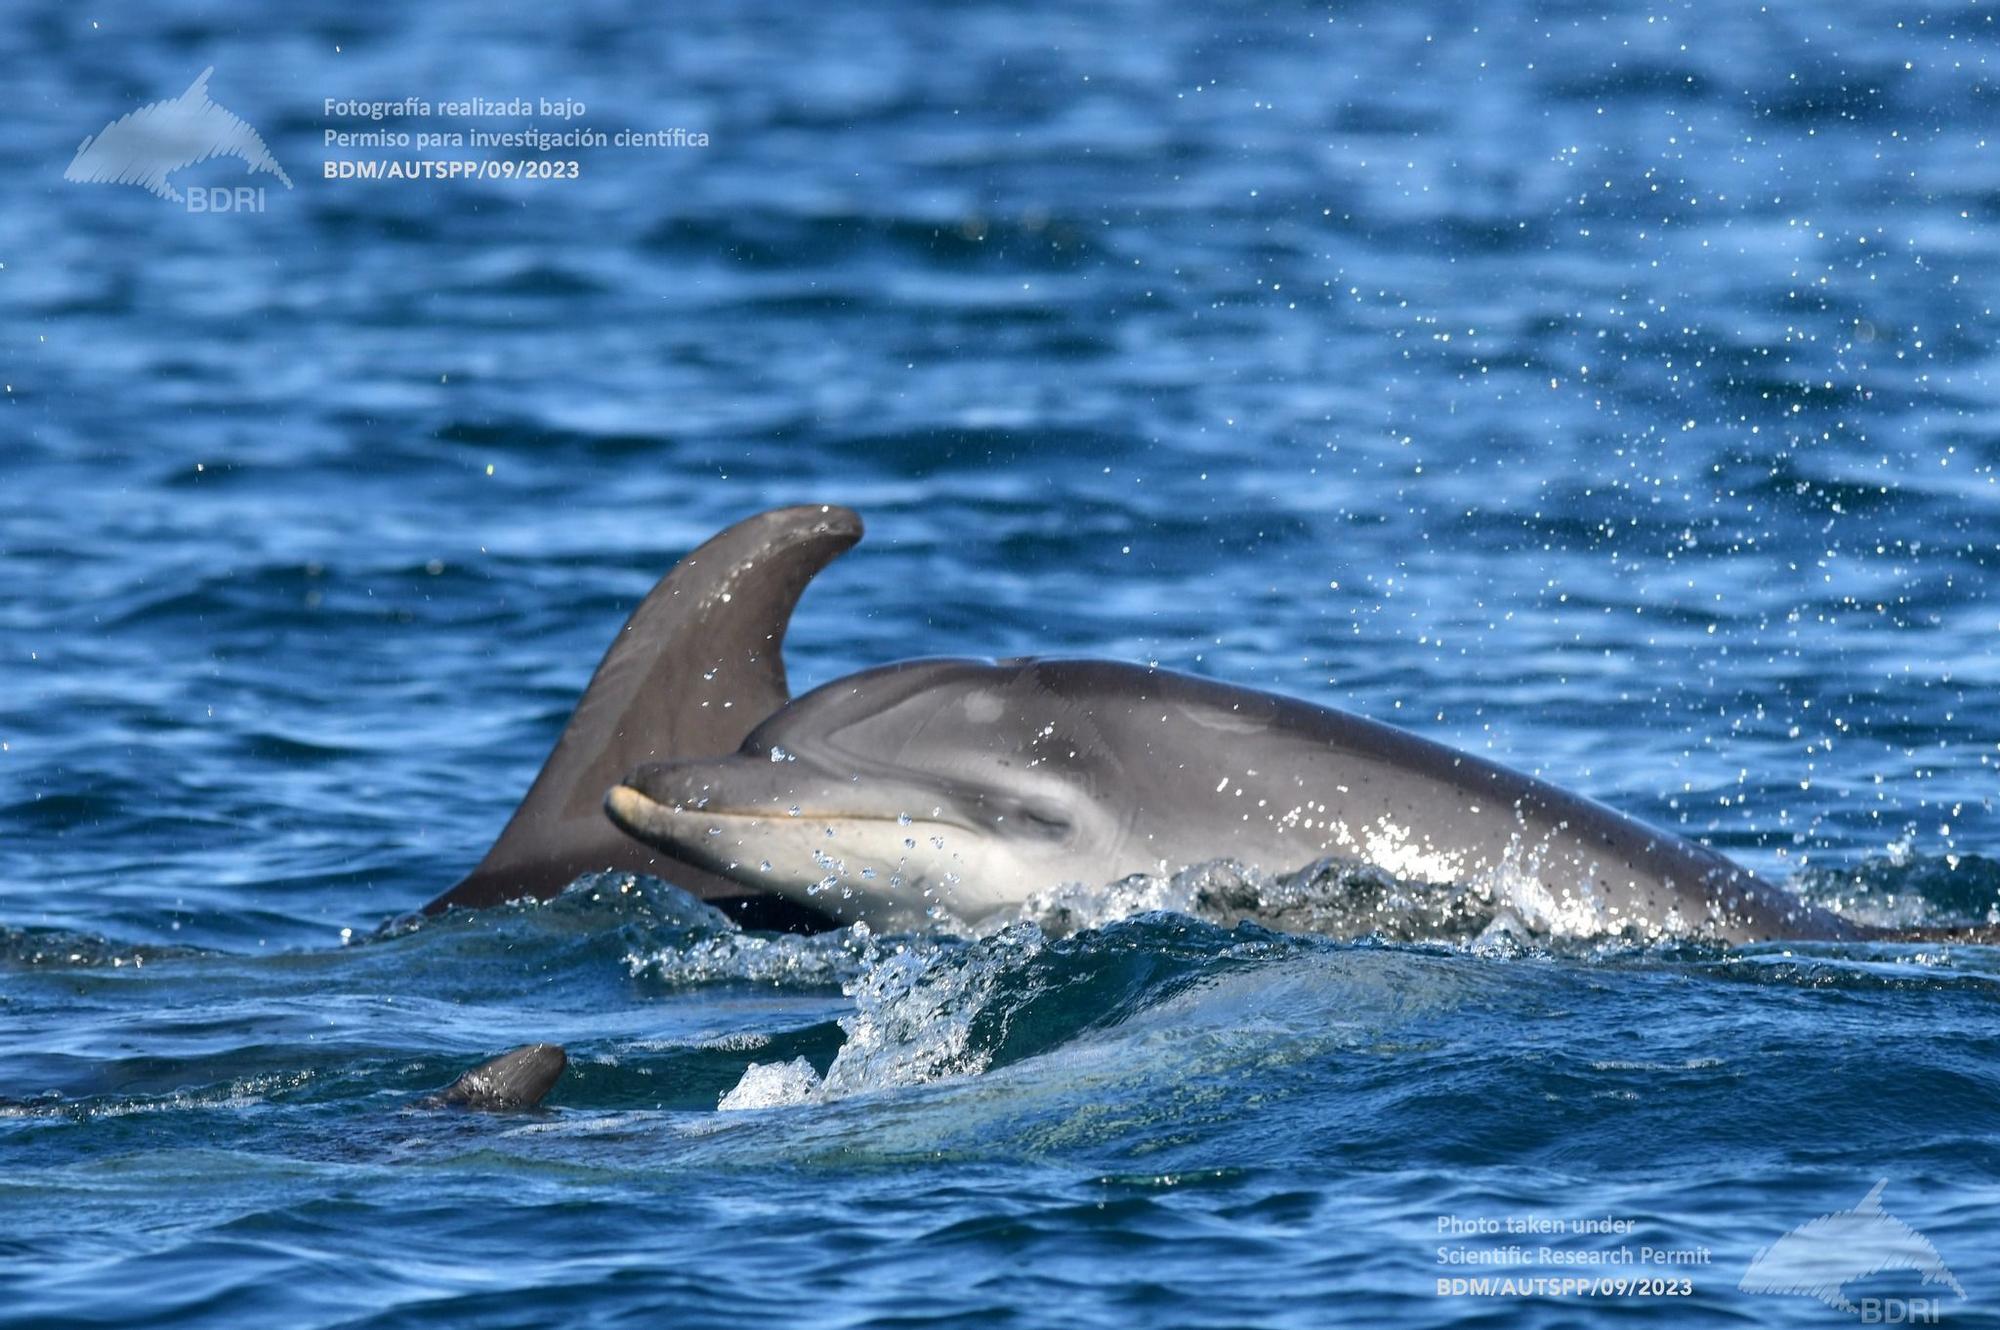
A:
[[432, 504, 1858, 944], [605, 658, 1853, 943]]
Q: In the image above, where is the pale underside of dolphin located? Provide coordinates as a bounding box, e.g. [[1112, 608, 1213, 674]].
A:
[[433, 504, 1897, 945]]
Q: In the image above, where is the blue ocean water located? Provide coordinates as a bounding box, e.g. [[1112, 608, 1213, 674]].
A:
[[3, 1, 1999, 1324]]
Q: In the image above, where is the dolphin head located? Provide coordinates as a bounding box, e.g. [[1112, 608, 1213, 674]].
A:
[[605, 659, 1128, 927]]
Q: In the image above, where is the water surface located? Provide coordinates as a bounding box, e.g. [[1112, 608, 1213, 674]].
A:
[[2, 1, 1998, 1324]]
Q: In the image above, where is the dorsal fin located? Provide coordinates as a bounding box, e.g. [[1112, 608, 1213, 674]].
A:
[[424, 504, 862, 915]]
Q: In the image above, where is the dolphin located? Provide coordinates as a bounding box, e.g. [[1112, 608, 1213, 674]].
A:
[[431, 504, 1942, 944], [603, 656, 1858, 942], [414, 1044, 568, 1112], [65, 67, 293, 203]]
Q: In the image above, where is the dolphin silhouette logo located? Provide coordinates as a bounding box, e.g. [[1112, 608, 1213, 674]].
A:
[[1739, 1180, 1966, 1314], [65, 67, 292, 203]]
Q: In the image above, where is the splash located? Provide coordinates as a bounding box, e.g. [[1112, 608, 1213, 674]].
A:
[[1792, 853, 2000, 932], [0, 926, 206, 969], [819, 925, 1042, 1096], [717, 1057, 822, 1110], [1008, 856, 1506, 943], [372, 870, 735, 945], [625, 920, 877, 988]]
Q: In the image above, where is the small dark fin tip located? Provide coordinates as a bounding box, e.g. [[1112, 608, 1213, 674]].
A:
[[421, 1042, 569, 1113]]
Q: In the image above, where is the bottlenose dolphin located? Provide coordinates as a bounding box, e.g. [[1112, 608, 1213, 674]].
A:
[[604, 657, 1855, 942], [432, 504, 1907, 944], [414, 1044, 568, 1112], [65, 67, 293, 203]]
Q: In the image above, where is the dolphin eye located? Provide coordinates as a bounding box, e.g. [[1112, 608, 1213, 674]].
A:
[[1017, 801, 1073, 838]]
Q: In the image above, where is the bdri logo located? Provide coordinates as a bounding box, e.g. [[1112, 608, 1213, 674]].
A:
[[65, 67, 292, 211], [1740, 1181, 1966, 1321]]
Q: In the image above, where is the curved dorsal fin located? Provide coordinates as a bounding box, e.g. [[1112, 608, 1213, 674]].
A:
[[425, 504, 862, 914]]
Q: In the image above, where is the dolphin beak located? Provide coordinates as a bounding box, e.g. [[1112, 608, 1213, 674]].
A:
[[604, 758, 999, 925], [605, 768, 737, 858], [605, 757, 972, 851], [605, 760, 734, 850], [617, 760, 731, 814], [605, 782, 663, 831]]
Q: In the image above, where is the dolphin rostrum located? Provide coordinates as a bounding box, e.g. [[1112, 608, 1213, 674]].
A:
[[434, 504, 1936, 945]]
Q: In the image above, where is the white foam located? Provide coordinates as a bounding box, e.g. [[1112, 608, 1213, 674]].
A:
[[717, 1057, 823, 1111]]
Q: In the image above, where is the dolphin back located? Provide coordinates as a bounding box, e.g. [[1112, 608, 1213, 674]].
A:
[[425, 505, 861, 916]]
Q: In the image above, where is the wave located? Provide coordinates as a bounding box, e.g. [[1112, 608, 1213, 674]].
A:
[[0, 925, 211, 970], [1006, 856, 1507, 944], [5, 852, 1994, 1126], [1792, 851, 2000, 931], [699, 850, 2000, 1110]]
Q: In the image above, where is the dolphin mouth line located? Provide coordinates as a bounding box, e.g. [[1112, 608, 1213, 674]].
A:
[[606, 784, 956, 830]]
